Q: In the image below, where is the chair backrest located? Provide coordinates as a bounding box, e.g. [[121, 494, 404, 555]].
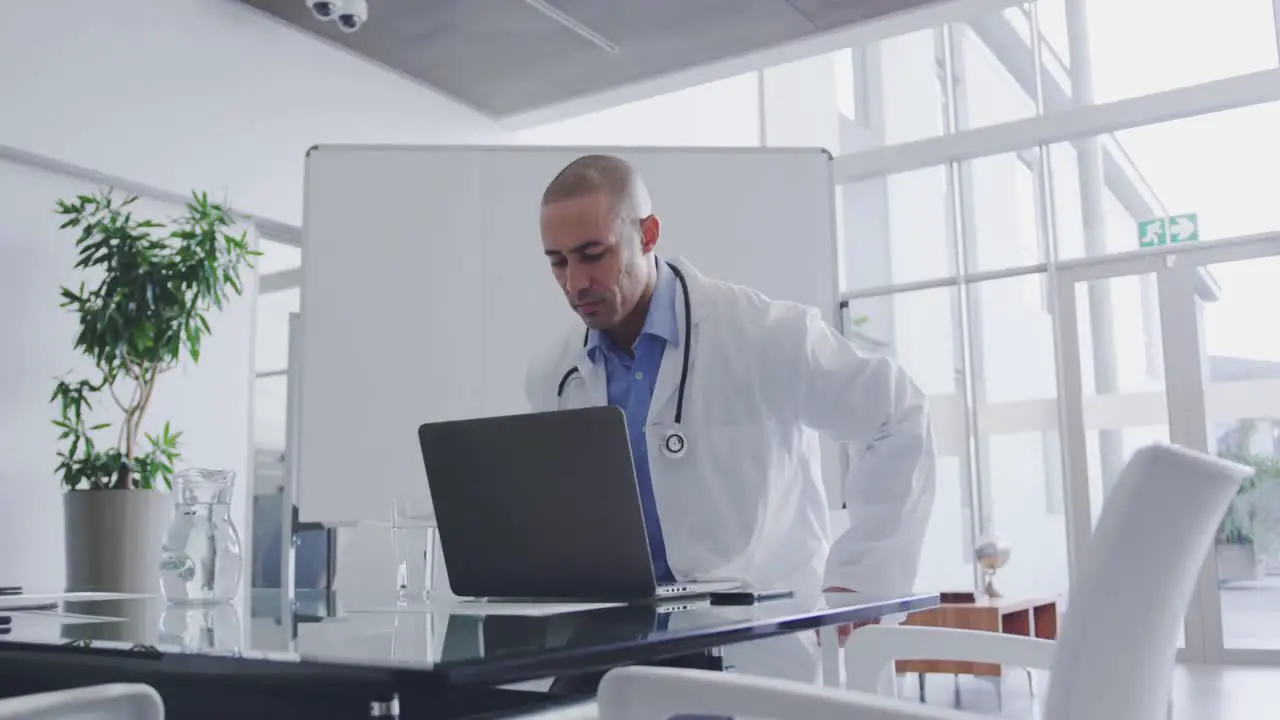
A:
[[1044, 444, 1251, 720], [0, 683, 163, 720]]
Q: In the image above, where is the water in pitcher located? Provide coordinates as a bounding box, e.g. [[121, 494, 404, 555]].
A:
[[159, 469, 243, 604]]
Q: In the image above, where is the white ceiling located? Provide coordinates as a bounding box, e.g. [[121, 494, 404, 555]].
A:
[[239, 0, 977, 121]]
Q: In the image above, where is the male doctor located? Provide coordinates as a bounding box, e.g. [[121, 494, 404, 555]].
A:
[[526, 154, 936, 683]]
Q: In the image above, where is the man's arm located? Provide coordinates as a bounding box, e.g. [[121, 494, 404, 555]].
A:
[[777, 306, 937, 596]]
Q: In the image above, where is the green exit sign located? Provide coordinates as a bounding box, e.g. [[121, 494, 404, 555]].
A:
[[1139, 213, 1199, 248]]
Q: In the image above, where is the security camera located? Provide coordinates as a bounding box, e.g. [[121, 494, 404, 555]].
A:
[[305, 0, 338, 21], [334, 0, 368, 32]]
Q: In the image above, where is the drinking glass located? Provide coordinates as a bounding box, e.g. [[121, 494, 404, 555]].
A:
[[391, 498, 437, 604]]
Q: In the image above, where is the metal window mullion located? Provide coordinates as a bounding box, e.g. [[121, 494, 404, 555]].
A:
[[834, 67, 1280, 185], [1157, 261, 1220, 661], [1050, 266, 1093, 589], [941, 23, 985, 593], [1273, 0, 1280, 69], [756, 71, 768, 147], [950, 24, 997, 545], [1026, 0, 1073, 532]]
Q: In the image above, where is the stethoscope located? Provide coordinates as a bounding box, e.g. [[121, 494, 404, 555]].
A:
[[556, 261, 692, 460]]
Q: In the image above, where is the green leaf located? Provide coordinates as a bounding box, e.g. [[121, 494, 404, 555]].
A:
[[50, 186, 257, 490]]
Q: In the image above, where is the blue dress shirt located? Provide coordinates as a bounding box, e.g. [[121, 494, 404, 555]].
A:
[[586, 260, 679, 583]]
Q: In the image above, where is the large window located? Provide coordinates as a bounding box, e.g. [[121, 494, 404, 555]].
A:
[[838, 0, 1280, 662], [253, 237, 301, 490]]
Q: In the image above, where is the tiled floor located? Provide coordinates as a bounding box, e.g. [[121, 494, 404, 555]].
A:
[[906, 665, 1279, 718]]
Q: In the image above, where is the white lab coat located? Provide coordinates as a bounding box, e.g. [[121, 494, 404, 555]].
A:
[[525, 257, 936, 681]]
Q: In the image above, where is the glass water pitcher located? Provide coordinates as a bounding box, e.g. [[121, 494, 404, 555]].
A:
[[159, 469, 243, 604]]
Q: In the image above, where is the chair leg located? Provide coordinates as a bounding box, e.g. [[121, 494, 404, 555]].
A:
[[1025, 667, 1037, 696], [918, 672, 927, 702], [976, 674, 1002, 712]]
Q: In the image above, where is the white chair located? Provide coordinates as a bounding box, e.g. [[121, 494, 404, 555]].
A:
[[0, 684, 162, 720], [597, 444, 1252, 720]]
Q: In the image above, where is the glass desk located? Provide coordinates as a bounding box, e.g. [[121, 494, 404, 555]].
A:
[[0, 589, 938, 719]]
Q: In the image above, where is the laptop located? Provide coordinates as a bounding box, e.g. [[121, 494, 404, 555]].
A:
[[417, 406, 741, 602]]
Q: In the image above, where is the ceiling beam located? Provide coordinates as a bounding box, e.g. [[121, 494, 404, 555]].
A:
[[0, 142, 302, 243], [260, 267, 302, 294], [256, 217, 303, 247]]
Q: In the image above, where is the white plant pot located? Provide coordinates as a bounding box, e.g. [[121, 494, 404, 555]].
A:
[[63, 489, 172, 593], [1216, 541, 1262, 583]]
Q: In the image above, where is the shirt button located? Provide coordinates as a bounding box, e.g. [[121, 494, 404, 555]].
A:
[[634, 372, 644, 380]]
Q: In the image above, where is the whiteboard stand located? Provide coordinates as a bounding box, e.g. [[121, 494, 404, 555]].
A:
[[277, 312, 303, 626]]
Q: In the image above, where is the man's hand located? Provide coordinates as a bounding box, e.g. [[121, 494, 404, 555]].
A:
[[817, 586, 877, 648]]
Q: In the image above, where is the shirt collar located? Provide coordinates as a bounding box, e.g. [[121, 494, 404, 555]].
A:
[[586, 258, 680, 359]]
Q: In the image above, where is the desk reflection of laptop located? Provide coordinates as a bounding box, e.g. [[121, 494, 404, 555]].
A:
[[417, 407, 740, 602], [440, 603, 684, 664]]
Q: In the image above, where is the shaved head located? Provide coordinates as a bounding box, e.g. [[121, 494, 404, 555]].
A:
[[539, 154, 662, 344], [541, 154, 652, 221]]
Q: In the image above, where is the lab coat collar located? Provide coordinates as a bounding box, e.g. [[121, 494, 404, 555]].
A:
[[647, 256, 709, 424], [585, 257, 681, 361], [666, 256, 713, 325], [562, 349, 607, 407], [558, 256, 711, 415]]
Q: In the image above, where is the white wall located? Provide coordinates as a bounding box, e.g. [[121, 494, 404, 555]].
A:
[[510, 73, 762, 147], [509, 53, 849, 154], [762, 53, 844, 153], [0, 158, 256, 593], [0, 0, 505, 227], [0, 0, 511, 595]]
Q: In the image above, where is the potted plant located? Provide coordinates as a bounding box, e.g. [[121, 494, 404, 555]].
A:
[[1215, 425, 1280, 583], [52, 190, 256, 593]]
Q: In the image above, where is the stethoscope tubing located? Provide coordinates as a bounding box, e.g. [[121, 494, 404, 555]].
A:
[[556, 261, 692, 427]]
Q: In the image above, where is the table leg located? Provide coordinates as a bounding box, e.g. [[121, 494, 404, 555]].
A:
[[818, 626, 840, 688], [369, 694, 400, 718], [978, 675, 1003, 712]]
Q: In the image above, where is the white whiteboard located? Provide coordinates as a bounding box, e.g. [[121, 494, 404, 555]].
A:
[[297, 145, 841, 525]]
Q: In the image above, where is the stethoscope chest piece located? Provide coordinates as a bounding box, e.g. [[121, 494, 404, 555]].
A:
[[661, 429, 688, 459], [557, 261, 695, 462]]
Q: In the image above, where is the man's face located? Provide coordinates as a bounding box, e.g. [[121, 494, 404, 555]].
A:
[[540, 193, 653, 330]]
